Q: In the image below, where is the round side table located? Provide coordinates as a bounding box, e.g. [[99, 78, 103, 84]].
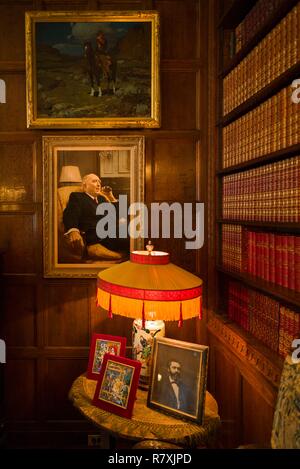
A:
[[69, 374, 220, 448]]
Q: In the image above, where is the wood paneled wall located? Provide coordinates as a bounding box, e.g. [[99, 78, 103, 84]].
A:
[[0, 0, 207, 447]]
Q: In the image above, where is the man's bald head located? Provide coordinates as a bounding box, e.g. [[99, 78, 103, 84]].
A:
[[82, 174, 101, 197]]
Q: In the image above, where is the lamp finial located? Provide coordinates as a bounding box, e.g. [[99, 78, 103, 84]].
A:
[[146, 240, 154, 255]]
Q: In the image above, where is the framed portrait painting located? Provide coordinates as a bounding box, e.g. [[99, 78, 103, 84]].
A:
[[147, 337, 209, 424], [87, 333, 127, 380], [25, 10, 160, 128], [92, 354, 141, 418], [43, 134, 144, 277]]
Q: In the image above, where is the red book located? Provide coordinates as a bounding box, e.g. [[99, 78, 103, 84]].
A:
[[263, 232, 270, 281], [287, 236, 295, 291], [248, 231, 253, 274], [269, 233, 276, 284], [252, 231, 258, 275], [242, 227, 248, 273], [257, 232, 263, 279], [296, 236, 300, 292], [275, 235, 283, 286], [281, 235, 289, 289]]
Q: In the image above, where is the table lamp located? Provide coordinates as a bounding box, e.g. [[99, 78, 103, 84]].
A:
[[59, 165, 82, 184], [97, 242, 203, 387]]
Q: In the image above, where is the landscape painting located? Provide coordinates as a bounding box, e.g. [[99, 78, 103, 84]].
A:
[[25, 11, 160, 128]]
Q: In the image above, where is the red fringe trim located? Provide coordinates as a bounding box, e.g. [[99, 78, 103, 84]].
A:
[[131, 252, 170, 265], [98, 278, 202, 301], [178, 302, 183, 328], [142, 301, 145, 328]]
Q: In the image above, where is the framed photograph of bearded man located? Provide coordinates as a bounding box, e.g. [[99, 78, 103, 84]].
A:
[[147, 337, 209, 424], [25, 11, 160, 129], [43, 135, 144, 278]]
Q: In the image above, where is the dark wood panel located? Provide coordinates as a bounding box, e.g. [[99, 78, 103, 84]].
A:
[[44, 358, 88, 420], [0, 142, 36, 203], [242, 379, 274, 447], [4, 359, 37, 420], [165, 317, 199, 343], [97, 0, 145, 8], [155, 0, 200, 60], [0, 214, 36, 273], [0, 62, 25, 73], [0, 75, 26, 131], [210, 341, 242, 448], [153, 139, 197, 201], [161, 70, 198, 129], [44, 283, 91, 347], [0, 3, 33, 63], [37, 0, 86, 8], [157, 237, 197, 273], [3, 284, 37, 346], [92, 295, 133, 348], [0, 0, 205, 448]]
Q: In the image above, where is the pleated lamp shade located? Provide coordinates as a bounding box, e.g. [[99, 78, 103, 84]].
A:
[[97, 249, 203, 327], [59, 165, 82, 183]]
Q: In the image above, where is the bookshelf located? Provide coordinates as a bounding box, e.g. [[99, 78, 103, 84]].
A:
[[212, 0, 300, 374], [220, 0, 300, 75], [219, 61, 300, 126]]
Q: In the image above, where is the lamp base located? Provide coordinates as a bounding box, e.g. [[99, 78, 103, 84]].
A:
[[132, 319, 165, 388]]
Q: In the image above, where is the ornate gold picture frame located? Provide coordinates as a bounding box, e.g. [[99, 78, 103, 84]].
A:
[[43, 135, 144, 278], [25, 11, 160, 128]]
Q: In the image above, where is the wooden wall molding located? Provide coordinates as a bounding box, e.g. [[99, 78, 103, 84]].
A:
[[207, 312, 283, 389], [161, 59, 202, 71], [0, 1, 33, 5], [0, 62, 25, 73]]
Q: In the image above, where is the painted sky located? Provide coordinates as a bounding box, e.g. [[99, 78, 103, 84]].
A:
[[36, 22, 145, 57]]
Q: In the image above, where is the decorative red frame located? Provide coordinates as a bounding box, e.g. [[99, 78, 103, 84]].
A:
[[92, 354, 141, 419], [87, 333, 127, 380]]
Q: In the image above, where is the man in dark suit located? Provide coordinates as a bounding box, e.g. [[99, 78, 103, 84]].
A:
[[63, 173, 125, 260], [155, 359, 193, 414]]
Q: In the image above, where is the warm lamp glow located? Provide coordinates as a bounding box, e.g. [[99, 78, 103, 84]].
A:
[[59, 165, 82, 183], [97, 243, 203, 387]]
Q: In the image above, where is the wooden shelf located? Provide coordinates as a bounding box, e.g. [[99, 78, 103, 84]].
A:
[[217, 220, 300, 233], [217, 144, 300, 175], [218, 0, 257, 28], [217, 265, 300, 309], [207, 312, 284, 377], [212, 0, 299, 407], [221, 0, 299, 77], [219, 61, 300, 127]]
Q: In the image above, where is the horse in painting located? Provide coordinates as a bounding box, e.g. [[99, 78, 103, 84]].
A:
[[84, 41, 116, 97]]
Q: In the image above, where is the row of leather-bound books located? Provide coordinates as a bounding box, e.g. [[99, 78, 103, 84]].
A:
[[222, 155, 300, 222], [223, 2, 300, 115], [235, 0, 288, 53], [221, 224, 300, 292], [222, 86, 299, 168], [227, 280, 299, 357]]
